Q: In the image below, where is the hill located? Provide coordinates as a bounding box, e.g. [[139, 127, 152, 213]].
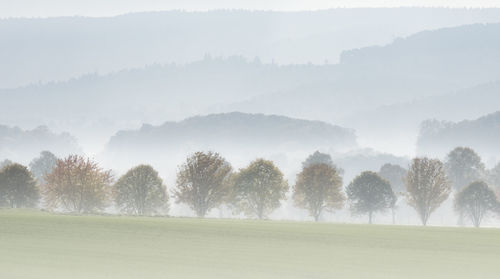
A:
[[222, 23, 500, 121], [3, 8, 500, 88], [103, 112, 356, 171], [417, 111, 500, 159], [0, 125, 80, 163], [3, 22, 500, 154], [0, 58, 338, 152], [1, 210, 499, 279], [340, 80, 500, 155], [218, 23, 500, 154]]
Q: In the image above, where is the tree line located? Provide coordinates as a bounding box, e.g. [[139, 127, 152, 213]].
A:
[[1, 147, 499, 227]]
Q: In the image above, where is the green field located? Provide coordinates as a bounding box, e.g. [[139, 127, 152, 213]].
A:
[[0, 210, 499, 279]]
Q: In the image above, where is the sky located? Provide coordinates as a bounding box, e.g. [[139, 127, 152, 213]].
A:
[[2, 0, 500, 18]]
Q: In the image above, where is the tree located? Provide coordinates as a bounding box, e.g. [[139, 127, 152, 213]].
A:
[[454, 181, 498, 227], [406, 157, 450, 226], [174, 151, 232, 218], [0, 159, 13, 170], [0, 163, 39, 208], [294, 163, 344, 221], [487, 163, 500, 193], [346, 171, 396, 224], [43, 155, 113, 213], [113, 165, 169, 215], [303, 151, 334, 168], [231, 159, 288, 219], [445, 147, 485, 191], [379, 163, 407, 224], [378, 163, 407, 194], [302, 151, 344, 176], [29, 151, 58, 185]]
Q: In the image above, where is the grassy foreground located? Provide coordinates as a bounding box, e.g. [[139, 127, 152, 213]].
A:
[[0, 210, 499, 279]]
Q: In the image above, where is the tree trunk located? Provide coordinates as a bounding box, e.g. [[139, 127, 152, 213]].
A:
[[314, 209, 321, 222], [258, 211, 263, 220], [368, 211, 373, 224], [457, 211, 464, 227]]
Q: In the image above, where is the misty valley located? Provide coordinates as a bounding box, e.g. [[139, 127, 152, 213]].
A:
[[1, 5, 500, 279]]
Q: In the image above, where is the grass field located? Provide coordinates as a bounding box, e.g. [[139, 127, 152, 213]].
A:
[[0, 210, 499, 279]]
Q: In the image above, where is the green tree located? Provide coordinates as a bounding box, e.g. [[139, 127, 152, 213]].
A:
[[43, 155, 113, 213], [487, 163, 500, 193], [294, 163, 344, 221], [378, 163, 407, 194], [0, 163, 39, 208], [174, 152, 232, 218], [29, 151, 58, 185], [231, 159, 288, 219], [454, 181, 498, 227], [406, 157, 450, 226], [445, 147, 485, 191], [0, 159, 13, 169], [113, 165, 169, 215], [302, 151, 344, 176], [346, 171, 395, 224]]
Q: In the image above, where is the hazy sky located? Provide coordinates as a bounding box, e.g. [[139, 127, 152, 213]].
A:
[[2, 0, 500, 18]]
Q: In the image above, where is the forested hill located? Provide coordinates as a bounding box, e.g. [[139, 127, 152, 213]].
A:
[[3, 22, 500, 155], [108, 112, 356, 151], [226, 23, 500, 122], [104, 112, 357, 169], [339, 23, 500, 94], [0, 125, 80, 163], [417, 111, 500, 159], [0, 58, 338, 147], [3, 8, 500, 88]]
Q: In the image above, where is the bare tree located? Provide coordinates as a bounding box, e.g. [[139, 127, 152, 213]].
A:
[[406, 157, 450, 226], [174, 151, 232, 218], [113, 165, 169, 215], [346, 171, 395, 224], [294, 163, 344, 221], [43, 155, 113, 213], [231, 159, 288, 219], [0, 163, 39, 208], [454, 181, 498, 227]]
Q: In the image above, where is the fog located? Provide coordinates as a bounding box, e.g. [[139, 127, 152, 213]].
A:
[[3, 0, 500, 18], [1, 7, 500, 228]]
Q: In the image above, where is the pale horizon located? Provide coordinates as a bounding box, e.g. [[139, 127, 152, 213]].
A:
[[2, 0, 500, 18]]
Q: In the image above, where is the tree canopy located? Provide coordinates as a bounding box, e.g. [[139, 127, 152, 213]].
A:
[[0, 163, 39, 208], [231, 159, 288, 219], [487, 162, 500, 193], [406, 157, 450, 226], [29, 151, 58, 185], [113, 165, 169, 215], [43, 155, 113, 213], [0, 159, 13, 170], [174, 152, 232, 218], [379, 163, 407, 194], [302, 151, 344, 176], [346, 171, 395, 224], [294, 163, 344, 221], [454, 181, 498, 227], [445, 147, 485, 191]]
